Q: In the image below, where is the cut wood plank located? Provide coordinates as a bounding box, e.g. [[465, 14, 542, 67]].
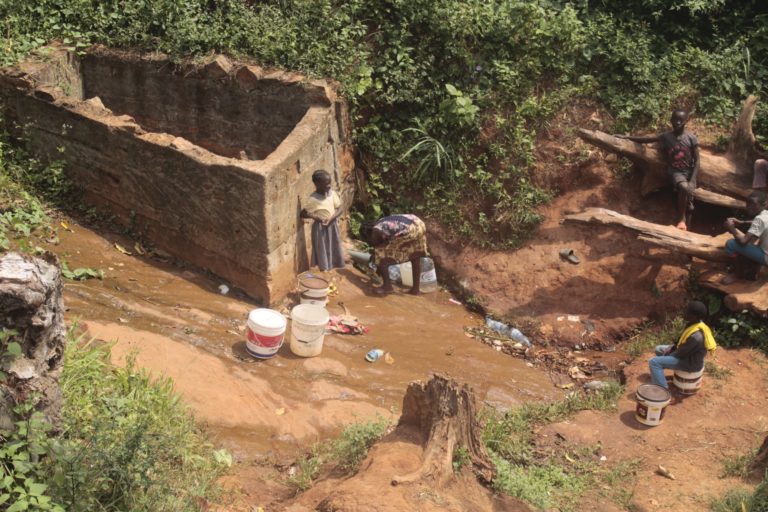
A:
[[565, 208, 731, 262], [698, 269, 768, 317], [578, 95, 759, 201]]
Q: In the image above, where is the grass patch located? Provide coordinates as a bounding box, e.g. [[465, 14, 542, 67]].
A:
[[710, 488, 754, 512], [47, 330, 229, 511], [287, 416, 391, 493], [624, 317, 684, 358], [722, 450, 757, 479], [706, 360, 734, 381], [484, 384, 625, 509]]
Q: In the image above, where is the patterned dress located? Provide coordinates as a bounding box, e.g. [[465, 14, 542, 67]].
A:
[[373, 214, 428, 264]]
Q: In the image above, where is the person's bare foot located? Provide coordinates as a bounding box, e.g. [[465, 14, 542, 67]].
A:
[[409, 288, 420, 295], [675, 220, 687, 231], [372, 286, 394, 296]]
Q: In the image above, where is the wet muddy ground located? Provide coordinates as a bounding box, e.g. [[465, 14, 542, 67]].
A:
[[54, 217, 560, 462]]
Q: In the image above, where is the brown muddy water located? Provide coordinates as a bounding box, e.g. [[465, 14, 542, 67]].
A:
[[53, 217, 559, 461]]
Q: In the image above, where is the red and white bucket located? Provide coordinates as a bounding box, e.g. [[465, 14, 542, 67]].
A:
[[245, 308, 287, 359]]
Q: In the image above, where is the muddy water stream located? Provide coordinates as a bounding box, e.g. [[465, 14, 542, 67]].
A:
[[54, 218, 558, 460]]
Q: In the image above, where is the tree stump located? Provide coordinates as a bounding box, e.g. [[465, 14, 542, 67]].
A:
[[749, 434, 768, 477], [578, 96, 759, 204], [391, 374, 494, 487], [0, 252, 66, 430]]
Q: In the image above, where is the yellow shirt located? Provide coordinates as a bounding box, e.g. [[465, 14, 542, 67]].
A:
[[304, 191, 340, 221]]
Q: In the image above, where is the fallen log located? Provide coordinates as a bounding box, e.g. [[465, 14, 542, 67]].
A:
[[579, 96, 758, 202], [565, 208, 731, 262], [391, 374, 494, 487], [698, 269, 768, 317]]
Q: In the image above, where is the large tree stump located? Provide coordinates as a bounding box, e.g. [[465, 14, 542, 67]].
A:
[[391, 374, 494, 487], [565, 208, 731, 262], [749, 434, 768, 478], [0, 252, 66, 429], [579, 96, 759, 203]]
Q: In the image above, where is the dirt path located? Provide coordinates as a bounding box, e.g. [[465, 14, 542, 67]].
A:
[[541, 348, 768, 511]]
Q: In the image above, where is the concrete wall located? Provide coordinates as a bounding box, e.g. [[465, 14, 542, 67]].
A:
[[0, 46, 354, 305]]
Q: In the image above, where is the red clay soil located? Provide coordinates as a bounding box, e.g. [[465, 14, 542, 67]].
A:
[[283, 425, 531, 512], [539, 348, 768, 511], [429, 146, 693, 348]]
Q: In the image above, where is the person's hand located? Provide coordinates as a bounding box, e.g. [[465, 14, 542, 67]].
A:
[[664, 346, 673, 355], [300, 208, 309, 219], [724, 218, 736, 230], [321, 219, 330, 226]]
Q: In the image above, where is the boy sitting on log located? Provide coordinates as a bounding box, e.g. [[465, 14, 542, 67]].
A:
[[615, 109, 700, 231], [723, 191, 768, 283]]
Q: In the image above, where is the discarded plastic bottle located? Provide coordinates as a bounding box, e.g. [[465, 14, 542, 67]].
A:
[[485, 317, 510, 337], [508, 327, 532, 347], [485, 317, 532, 347]]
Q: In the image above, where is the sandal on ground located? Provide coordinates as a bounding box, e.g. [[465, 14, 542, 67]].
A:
[[559, 248, 580, 265], [719, 274, 739, 285]]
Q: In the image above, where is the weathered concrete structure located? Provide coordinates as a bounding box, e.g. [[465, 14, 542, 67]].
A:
[[0, 45, 354, 305]]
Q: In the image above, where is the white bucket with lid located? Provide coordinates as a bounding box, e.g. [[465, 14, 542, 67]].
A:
[[246, 308, 287, 359], [290, 304, 330, 357], [298, 273, 330, 298], [635, 384, 671, 426], [300, 292, 329, 307]]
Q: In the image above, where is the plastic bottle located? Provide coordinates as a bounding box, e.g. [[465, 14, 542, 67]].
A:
[[485, 317, 532, 347], [485, 317, 510, 336], [508, 328, 532, 347]]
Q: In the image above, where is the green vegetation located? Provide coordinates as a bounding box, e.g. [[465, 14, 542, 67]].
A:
[[705, 360, 734, 381], [287, 416, 390, 493], [624, 317, 684, 358], [710, 488, 755, 512], [483, 383, 626, 509], [1, 329, 229, 512], [1, 1, 767, 247]]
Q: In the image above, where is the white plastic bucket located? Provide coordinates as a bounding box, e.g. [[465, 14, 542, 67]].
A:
[[673, 368, 704, 395], [298, 273, 330, 298], [399, 257, 437, 293], [290, 304, 330, 357], [635, 384, 671, 426], [300, 292, 328, 307], [245, 308, 287, 359]]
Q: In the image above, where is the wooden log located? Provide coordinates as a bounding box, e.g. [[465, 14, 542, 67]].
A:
[[565, 208, 731, 262], [698, 269, 768, 317], [578, 96, 758, 202], [391, 374, 494, 487]]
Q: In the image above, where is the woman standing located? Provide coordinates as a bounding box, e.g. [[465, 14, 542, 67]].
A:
[[300, 170, 345, 271]]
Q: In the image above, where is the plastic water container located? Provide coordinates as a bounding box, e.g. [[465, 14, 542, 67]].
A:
[[298, 273, 330, 298], [399, 257, 438, 293], [290, 304, 330, 357], [245, 308, 287, 359]]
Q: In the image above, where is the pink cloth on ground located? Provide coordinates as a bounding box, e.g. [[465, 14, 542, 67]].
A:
[[754, 159, 768, 189]]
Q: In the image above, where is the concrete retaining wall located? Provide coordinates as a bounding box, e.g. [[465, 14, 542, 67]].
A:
[[0, 45, 355, 305]]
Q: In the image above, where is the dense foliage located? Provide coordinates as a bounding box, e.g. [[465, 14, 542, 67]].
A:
[[1, 0, 767, 245]]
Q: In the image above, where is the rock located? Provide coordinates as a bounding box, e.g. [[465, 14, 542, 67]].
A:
[[584, 380, 609, 391]]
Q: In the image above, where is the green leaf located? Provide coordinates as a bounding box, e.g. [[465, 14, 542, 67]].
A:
[[27, 482, 47, 497], [7, 498, 29, 512], [6, 342, 22, 357]]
